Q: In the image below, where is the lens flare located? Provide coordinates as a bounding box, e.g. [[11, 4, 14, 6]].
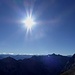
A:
[[23, 16, 35, 34]]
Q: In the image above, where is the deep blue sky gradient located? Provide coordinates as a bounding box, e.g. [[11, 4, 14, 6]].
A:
[[0, 0, 75, 55]]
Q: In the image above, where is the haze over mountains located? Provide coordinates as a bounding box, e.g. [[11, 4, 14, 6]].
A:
[[0, 53, 71, 60], [0, 54, 32, 60]]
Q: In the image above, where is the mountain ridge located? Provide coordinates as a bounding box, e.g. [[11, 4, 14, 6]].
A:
[[0, 54, 70, 75]]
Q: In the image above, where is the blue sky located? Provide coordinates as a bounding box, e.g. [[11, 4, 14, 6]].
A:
[[0, 0, 75, 55]]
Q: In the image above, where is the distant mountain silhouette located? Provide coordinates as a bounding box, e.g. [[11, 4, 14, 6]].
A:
[[61, 54, 75, 75], [0, 54, 32, 60], [0, 54, 70, 75]]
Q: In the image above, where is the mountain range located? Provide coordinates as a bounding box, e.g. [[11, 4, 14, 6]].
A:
[[0, 54, 32, 60], [0, 54, 75, 75]]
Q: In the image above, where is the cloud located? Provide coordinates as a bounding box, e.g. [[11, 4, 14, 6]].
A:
[[0, 52, 14, 55]]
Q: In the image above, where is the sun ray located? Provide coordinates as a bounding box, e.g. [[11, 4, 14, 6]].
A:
[[22, 15, 36, 34]]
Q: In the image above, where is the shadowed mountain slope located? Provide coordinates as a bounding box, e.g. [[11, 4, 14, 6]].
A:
[[0, 54, 70, 75], [61, 54, 75, 75]]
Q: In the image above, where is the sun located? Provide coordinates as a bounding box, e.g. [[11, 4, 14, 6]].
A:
[[24, 16, 35, 33]]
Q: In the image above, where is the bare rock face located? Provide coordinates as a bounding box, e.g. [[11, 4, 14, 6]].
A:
[[61, 54, 75, 75], [61, 68, 75, 75]]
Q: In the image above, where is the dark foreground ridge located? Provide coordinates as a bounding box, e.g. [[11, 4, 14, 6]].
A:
[[0, 54, 74, 75], [61, 54, 75, 75]]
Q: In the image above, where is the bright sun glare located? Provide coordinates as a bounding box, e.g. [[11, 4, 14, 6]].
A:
[[24, 16, 35, 33]]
